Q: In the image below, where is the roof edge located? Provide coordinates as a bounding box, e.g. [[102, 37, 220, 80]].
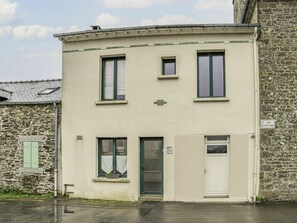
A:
[[0, 100, 61, 106], [54, 23, 260, 38], [0, 78, 62, 84]]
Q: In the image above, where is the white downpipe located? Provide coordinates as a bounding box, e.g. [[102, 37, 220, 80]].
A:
[[54, 102, 59, 197], [253, 27, 260, 202]]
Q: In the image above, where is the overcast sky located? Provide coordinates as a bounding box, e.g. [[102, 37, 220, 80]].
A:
[[0, 0, 234, 81]]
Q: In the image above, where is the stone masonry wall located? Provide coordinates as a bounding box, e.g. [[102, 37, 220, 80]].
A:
[[0, 104, 60, 194], [257, 0, 297, 201], [235, 0, 297, 200], [234, 0, 258, 23]]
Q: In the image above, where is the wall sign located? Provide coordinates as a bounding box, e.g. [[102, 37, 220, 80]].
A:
[[260, 120, 276, 129], [154, 99, 167, 106], [166, 146, 173, 154]]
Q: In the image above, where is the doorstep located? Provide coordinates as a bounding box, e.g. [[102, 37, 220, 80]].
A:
[[138, 195, 163, 202]]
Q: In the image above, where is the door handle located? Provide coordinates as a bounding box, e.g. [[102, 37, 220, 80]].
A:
[[204, 169, 208, 174]]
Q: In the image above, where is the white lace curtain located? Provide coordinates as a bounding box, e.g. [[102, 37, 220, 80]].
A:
[[102, 155, 127, 174]]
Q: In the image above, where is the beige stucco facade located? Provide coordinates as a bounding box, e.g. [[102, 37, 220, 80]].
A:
[[58, 25, 259, 202]]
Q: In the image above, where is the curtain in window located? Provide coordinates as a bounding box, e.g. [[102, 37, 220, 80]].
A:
[[101, 155, 113, 174], [117, 59, 125, 100], [104, 61, 114, 99], [116, 155, 127, 174]]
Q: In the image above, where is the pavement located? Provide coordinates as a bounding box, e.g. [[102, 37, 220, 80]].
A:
[[1, 199, 297, 223]]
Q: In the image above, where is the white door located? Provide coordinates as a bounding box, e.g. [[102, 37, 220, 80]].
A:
[[205, 144, 229, 197]]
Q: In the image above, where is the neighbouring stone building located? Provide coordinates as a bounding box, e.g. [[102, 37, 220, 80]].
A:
[[0, 79, 62, 195], [234, 0, 297, 200]]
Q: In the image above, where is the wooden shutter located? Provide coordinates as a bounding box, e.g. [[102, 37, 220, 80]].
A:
[[31, 142, 39, 168], [23, 142, 32, 168]]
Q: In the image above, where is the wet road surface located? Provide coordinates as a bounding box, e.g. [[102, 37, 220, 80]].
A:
[[1, 199, 297, 223]]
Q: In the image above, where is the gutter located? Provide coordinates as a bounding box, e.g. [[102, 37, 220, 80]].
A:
[[0, 100, 61, 106], [252, 27, 260, 202], [54, 102, 59, 197]]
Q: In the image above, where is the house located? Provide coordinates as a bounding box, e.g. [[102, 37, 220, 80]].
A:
[[234, 0, 297, 201], [0, 79, 62, 195], [54, 24, 259, 202]]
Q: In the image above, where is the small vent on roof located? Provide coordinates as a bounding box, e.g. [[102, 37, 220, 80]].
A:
[[91, 25, 101, 30], [38, 87, 59, 95]]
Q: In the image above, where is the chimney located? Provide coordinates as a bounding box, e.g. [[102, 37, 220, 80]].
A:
[[90, 25, 101, 30]]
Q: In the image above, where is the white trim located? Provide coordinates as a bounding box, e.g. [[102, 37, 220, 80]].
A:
[[95, 100, 128, 105], [194, 97, 230, 102], [158, 75, 179, 80]]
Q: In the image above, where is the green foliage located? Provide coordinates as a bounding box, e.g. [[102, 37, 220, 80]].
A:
[[0, 186, 52, 199], [256, 196, 267, 202]]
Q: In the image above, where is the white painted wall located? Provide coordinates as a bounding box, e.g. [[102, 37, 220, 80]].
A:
[[61, 31, 256, 202]]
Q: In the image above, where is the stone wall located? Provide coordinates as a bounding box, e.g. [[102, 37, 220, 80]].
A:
[[257, 0, 297, 201], [0, 104, 61, 195], [234, 0, 258, 23], [233, 0, 246, 23], [235, 0, 297, 200]]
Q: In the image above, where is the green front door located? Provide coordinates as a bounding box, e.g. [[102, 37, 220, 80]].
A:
[[140, 138, 163, 195]]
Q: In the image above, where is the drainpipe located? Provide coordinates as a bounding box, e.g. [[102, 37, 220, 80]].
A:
[[54, 102, 59, 197], [253, 27, 260, 203]]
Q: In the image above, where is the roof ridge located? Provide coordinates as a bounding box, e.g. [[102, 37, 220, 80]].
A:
[[0, 78, 62, 84]]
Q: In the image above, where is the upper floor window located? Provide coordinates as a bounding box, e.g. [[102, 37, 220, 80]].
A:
[[198, 52, 225, 98], [102, 57, 125, 100], [162, 58, 176, 75]]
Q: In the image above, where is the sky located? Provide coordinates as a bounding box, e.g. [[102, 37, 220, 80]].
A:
[[0, 0, 234, 81]]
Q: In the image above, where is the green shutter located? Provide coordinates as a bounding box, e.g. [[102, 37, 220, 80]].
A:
[[31, 142, 39, 168], [23, 142, 32, 168], [23, 141, 39, 168]]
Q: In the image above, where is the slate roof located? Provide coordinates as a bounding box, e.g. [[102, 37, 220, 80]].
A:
[[0, 79, 62, 105]]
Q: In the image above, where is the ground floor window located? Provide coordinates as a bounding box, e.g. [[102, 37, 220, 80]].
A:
[[98, 138, 127, 178]]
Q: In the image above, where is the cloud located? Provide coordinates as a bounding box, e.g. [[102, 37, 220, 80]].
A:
[[0, 25, 12, 37], [23, 52, 60, 60], [0, 0, 17, 24], [194, 0, 230, 11], [141, 14, 196, 26], [12, 25, 63, 39], [68, 25, 80, 32], [104, 0, 174, 8], [95, 13, 120, 28]]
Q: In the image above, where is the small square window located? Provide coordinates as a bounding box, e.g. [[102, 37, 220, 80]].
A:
[[162, 58, 176, 75]]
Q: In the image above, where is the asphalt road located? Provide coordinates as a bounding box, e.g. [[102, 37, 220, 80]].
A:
[[1, 199, 297, 223]]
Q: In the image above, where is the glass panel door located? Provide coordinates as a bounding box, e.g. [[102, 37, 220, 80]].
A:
[[140, 138, 163, 195]]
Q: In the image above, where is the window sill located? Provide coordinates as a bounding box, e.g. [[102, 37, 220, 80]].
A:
[[193, 97, 230, 102], [92, 177, 130, 183], [19, 167, 43, 174], [157, 74, 179, 80], [95, 100, 128, 105]]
